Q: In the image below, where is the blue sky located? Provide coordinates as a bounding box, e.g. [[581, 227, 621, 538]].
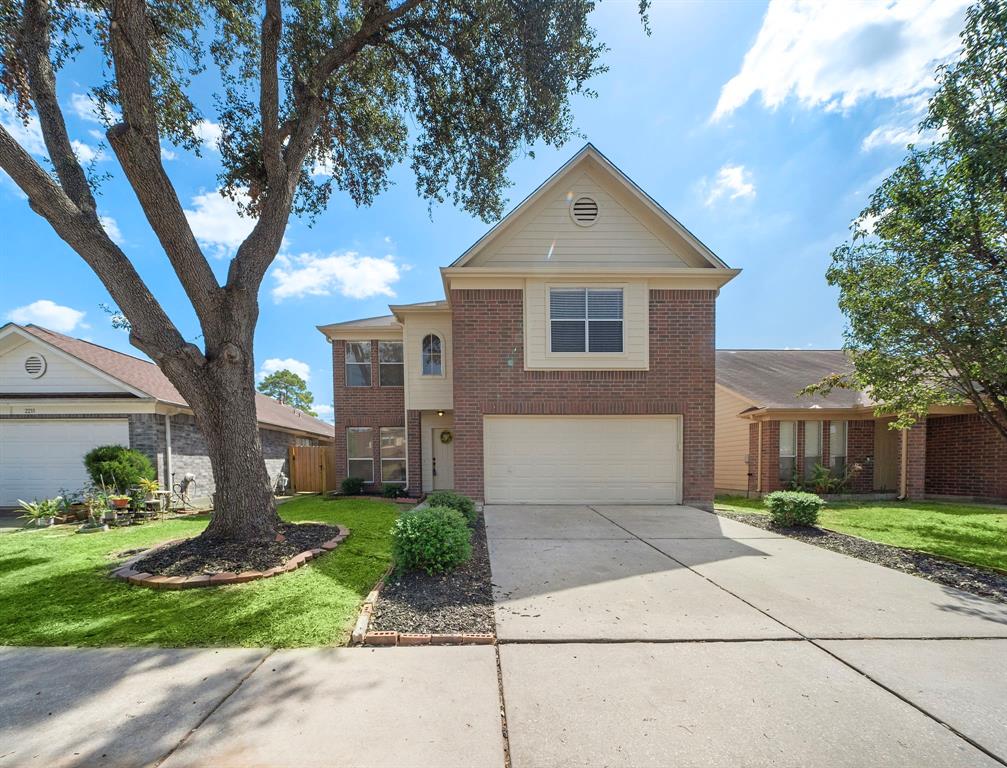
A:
[[0, 0, 969, 421]]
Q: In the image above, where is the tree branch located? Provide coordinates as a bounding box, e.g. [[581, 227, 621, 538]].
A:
[[106, 0, 222, 324], [20, 0, 97, 214], [260, 0, 285, 182]]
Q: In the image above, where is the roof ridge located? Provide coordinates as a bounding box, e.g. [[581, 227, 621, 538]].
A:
[[26, 324, 159, 366]]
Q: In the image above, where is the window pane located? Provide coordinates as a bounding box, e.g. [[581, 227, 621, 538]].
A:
[[830, 421, 847, 458], [345, 341, 370, 364], [346, 363, 370, 387], [779, 421, 796, 456], [551, 320, 585, 352], [422, 335, 442, 376], [588, 320, 623, 352], [380, 427, 406, 459], [804, 421, 822, 457], [378, 341, 403, 363], [347, 428, 372, 459], [382, 459, 406, 483], [587, 289, 623, 319], [379, 363, 404, 386], [779, 456, 796, 483], [831, 456, 847, 476], [348, 459, 373, 483], [804, 456, 822, 481], [550, 289, 586, 319]]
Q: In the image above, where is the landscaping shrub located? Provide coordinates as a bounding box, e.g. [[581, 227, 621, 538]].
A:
[[341, 476, 364, 495], [383, 483, 408, 499], [424, 490, 477, 527], [83, 445, 154, 492], [763, 491, 824, 527], [392, 506, 472, 575]]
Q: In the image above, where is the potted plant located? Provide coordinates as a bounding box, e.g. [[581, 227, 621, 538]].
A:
[[17, 498, 59, 527], [137, 478, 160, 504], [108, 494, 131, 510], [77, 490, 110, 533]]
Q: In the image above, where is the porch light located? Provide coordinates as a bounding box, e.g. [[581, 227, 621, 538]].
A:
[[437, 410, 444, 417]]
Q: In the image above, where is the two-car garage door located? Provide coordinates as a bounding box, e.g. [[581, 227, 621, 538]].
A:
[[483, 415, 682, 504], [0, 419, 130, 506]]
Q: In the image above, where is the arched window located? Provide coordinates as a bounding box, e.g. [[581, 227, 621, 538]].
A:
[[422, 333, 442, 376]]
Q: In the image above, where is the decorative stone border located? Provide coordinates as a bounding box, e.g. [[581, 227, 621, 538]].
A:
[[350, 563, 496, 647], [111, 525, 350, 589]]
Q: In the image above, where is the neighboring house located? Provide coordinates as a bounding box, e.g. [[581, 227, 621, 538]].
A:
[[319, 144, 738, 508], [714, 349, 1007, 502], [0, 323, 333, 506]]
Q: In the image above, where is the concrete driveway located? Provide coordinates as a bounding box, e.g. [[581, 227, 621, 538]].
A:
[[487, 504, 1007, 767]]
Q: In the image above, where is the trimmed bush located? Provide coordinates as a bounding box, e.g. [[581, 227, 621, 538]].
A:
[[392, 506, 472, 575], [383, 483, 408, 499], [424, 490, 477, 527], [83, 445, 154, 493], [341, 476, 364, 495], [763, 491, 824, 527]]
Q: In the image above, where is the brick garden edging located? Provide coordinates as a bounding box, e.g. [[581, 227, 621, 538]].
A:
[[350, 562, 495, 647], [111, 525, 350, 589]]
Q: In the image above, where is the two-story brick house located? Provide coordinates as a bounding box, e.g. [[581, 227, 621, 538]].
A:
[[319, 145, 738, 508]]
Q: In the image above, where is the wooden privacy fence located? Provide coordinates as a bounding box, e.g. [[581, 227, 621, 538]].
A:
[[288, 446, 338, 493]]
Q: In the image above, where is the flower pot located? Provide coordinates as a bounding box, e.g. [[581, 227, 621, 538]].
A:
[[111, 497, 130, 509]]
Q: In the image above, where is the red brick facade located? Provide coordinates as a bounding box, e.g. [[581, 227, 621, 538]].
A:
[[450, 288, 717, 508], [331, 339, 408, 493], [926, 414, 1007, 500]]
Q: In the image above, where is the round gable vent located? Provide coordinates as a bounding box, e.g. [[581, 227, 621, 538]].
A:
[[570, 195, 599, 227], [25, 354, 47, 378]]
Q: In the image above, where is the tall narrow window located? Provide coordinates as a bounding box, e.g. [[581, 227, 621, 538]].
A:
[[422, 334, 442, 376], [345, 342, 371, 387], [379, 341, 404, 386], [830, 421, 848, 476], [380, 427, 406, 484], [549, 288, 623, 353], [804, 421, 822, 481], [347, 428, 373, 482], [779, 421, 797, 483]]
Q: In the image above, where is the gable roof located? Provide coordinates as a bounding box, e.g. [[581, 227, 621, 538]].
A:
[[449, 143, 733, 272], [716, 349, 872, 411], [2, 324, 333, 439]]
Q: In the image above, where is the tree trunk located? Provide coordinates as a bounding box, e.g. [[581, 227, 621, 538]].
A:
[[173, 333, 280, 543]]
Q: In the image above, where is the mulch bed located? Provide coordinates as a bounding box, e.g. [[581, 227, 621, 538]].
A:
[[133, 522, 342, 577], [370, 512, 496, 635], [716, 509, 1007, 603]]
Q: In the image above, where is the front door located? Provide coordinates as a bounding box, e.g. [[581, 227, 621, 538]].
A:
[[432, 428, 455, 490], [873, 419, 899, 492]]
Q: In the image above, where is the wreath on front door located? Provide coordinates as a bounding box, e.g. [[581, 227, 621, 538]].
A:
[[440, 430, 453, 444]]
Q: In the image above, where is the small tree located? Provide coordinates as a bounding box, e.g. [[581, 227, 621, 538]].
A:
[[258, 369, 316, 414], [0, 1, 647, 542], [820, 0, 1007, 442]]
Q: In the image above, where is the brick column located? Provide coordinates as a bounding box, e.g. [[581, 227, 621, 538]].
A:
[[902, 421, 927, 499], [747, 422, 759, 493], [406, 410, 422, 497]]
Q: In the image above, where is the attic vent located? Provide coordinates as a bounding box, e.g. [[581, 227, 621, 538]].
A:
[[25, 354, 47, 379], [570, 196, 599, 227]]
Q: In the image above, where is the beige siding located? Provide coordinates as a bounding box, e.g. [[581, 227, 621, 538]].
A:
[[483, 415, 681, 503], [402, 311, 453, 411], [524, 278, 649, 370], [470, 170, 689, 269], [714, 385, 752, 493], [0, 339, 129, 394]]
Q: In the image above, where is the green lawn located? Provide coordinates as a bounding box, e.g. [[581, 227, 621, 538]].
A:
[[715, 495, 1007, 572], [0, 496, 399, 647]]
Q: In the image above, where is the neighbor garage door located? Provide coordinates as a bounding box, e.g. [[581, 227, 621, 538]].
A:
[[0, 419, 130, 506], [483, 415, 682, 504]]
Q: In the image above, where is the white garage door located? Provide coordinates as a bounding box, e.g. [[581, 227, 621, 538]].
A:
[[483, 415, 682, 504], [0, 419, 130, 506]]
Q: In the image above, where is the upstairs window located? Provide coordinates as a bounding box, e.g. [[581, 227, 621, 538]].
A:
[[422, 334, 443, 376], [379, 341, 404, 386], [549, 288, 623, 353], [345, 342, 371, 387]]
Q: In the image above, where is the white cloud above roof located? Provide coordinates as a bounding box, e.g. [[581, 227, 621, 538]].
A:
[[257, 357, 311, 383], [702, 164, 756, 207], [270, 251, 403, 301], [6, 300, 87, 333]]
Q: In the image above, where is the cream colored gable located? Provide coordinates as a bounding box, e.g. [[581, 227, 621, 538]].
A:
[[0, 337, 131, 395], [468, 169, 693, 269]]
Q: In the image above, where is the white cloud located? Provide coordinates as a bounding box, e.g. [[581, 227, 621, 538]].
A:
[[71, 139, 103, 164], [160, 145, 178, 161], [258, 357, 311, 382], [193, 120, 222, 151], [6, 300, 86, 332], [860, 122, 940, 152], [313, 403, 335, 422], [99, 215, 125, 245], [1, 96, 46, 156], [270, 251, 403, 301], [712, 0, 968, 121], [70, 92, 119, 124], [702, 164, 756, 207], [183, 188, 256, 257]]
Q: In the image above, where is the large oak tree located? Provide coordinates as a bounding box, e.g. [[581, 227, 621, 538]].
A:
[[0, 0, 635, 541]]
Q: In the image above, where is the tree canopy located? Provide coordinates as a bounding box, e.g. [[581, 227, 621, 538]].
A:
[[258, 369, 316, 415], [821, 0, 1007, 441]]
